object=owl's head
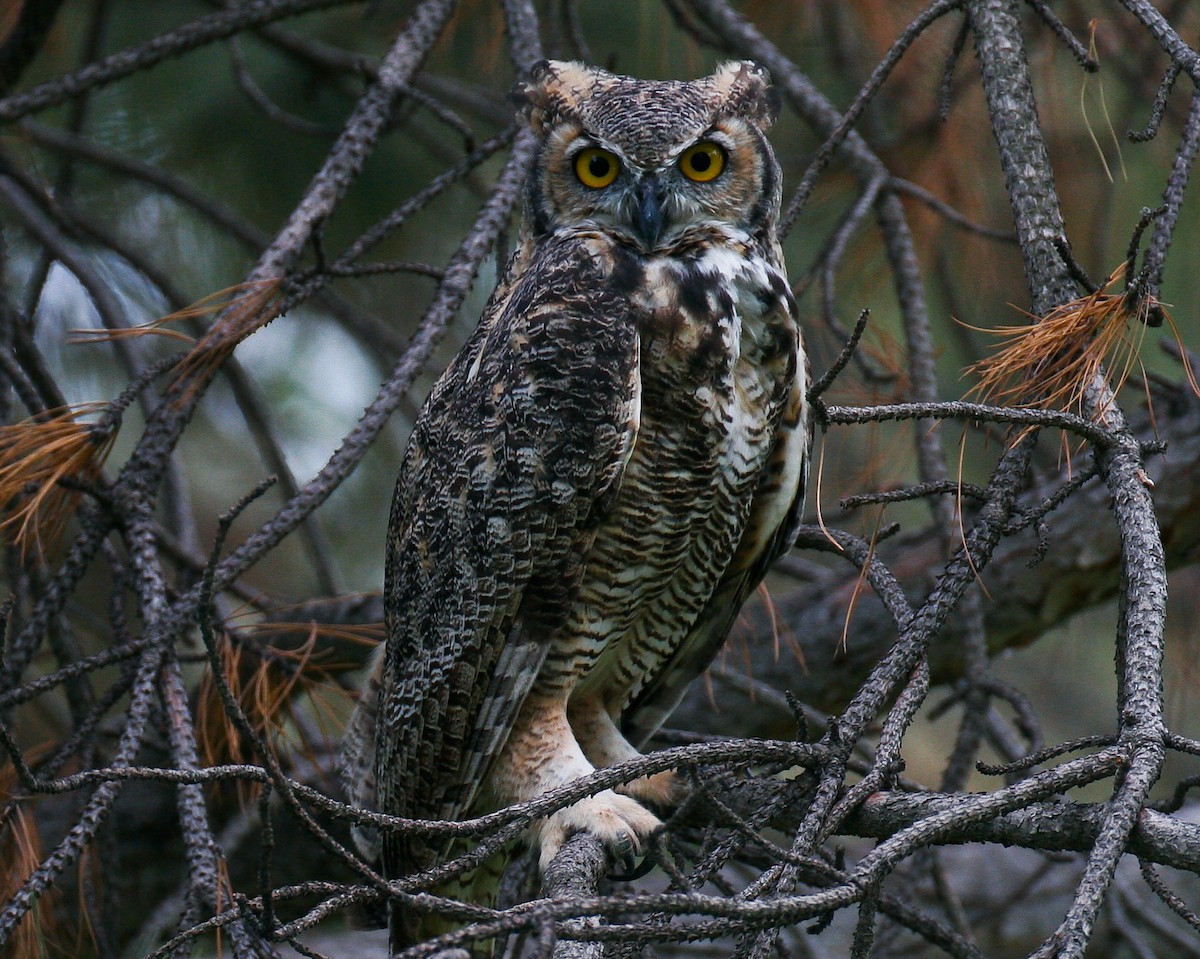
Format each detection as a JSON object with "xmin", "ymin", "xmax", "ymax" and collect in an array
[{"xmin": 514, "ymin": 60, "xmax": 781, "ymax": 253}]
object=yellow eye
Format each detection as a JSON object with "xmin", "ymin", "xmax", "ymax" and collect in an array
[
  {"xmin": 574, "ymin": 148, "xmax": 620, "ymax": 188},
  {"xmin": 679, "ymin": 141, "xmax": 726, "ymax": 182}
]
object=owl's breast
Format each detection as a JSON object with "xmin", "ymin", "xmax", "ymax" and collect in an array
[
  {"xmin": 638, "ymin": 242, "xmax": 796, "ymax": 388},
  {"xmin": 539, "ymin": 239, "xmax": 800, "ymax": 710}
]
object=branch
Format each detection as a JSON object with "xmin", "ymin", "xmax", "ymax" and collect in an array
[
  {"xmin": 671, "ymin": 379, "xmax": 1200, "ymax": 728},
  {"xmin": 967, "ymin": 0, "xmax": 1076, "ymax": 313},
  {"xmin": 541, "ymin": 833, "xmax": 609, "ymax": 959},
  {"xmin": 843, "ymin": 792, "xmax": 1200, "ymax": 874},
  {"xmin": 0, "ymin": 0, "xmax": 366, "ymax": 123}
]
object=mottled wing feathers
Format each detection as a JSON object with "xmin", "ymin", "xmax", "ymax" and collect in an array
[
  {"xmin": 455, "ymin": 628, "xmax": 546, "ymax": 797},
  {"xmin": 374, "ymin": 234, "xmax": 641, "ymax": 874}
]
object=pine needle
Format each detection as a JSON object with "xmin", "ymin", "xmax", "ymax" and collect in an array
[
  {"xmin": 243, "ymin": 618, "xmax": 384, "ymax": 666},
  {"xmin": 1, "ymin": 801, "xmax": 68, "ymax": 959},
  {"xmin": 841, "ymin": 508, "xmax": 883, "ymax": 657},
  {"xmin": 0, "ymin": 404, "xmax": 118, "ymax": 558},
  {"xmin": 966, "ymin": 262, "xmax": 1164, "ymax": 419},
  {"xmin": 1078, "ymin": 20, "xmax": 1127, "ymax": 184},
  {"xmin": 168, "ymin": 279, "xmax": 284, "ymax": 401},
  {"xmin": 198, "ymin": 617, "xmax": 378, "ymax": 802},
  {"xmin": 68, "ymin": 319, "xmax": 195, "ymax": 345},
  {"xmin": 69, "ymin": 281, "xmax": 283, "ymax": 347}
]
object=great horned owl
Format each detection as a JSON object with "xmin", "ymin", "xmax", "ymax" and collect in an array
[{"xmin": 342, "ymin": 59, "xmax": 810, "ymax": 950}]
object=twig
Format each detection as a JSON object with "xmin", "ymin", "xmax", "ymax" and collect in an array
[{"xmin": 0, "ymin": 0, "xmax": 364, "ymax": 123}]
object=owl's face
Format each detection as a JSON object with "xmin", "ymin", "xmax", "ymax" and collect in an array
[{"xmin": 516, "ymin": 60, "xmax": 782, "ymax": 254}]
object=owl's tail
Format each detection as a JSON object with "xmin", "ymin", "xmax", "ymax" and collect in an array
[
  {"xmin": 340, "ymin": 645, "xmax": 384, "ymax": 863},
  {"xmin": 345, "ymin": 649, "xmax": 512, "ymax": 953},
  {"xmin": 389, "ymin": 841, "xmax": 510, "ymax": 957}
]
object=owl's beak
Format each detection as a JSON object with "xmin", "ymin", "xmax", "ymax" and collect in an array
[{"xmin": 634, "ymin": 176, "xmax": 666, "ymax": 250}]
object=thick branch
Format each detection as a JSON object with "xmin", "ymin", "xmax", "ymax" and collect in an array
[
  {"xmin": 967, "ymin": 0, "xmax": 1076, "ymax": 313},
  {"xmin": 843, "ymin": 792, "xmax": 1200, "ymax": 874},
  {"xmin": 541, "ymin": 833, "xmax": 608, "ymax": 959}
]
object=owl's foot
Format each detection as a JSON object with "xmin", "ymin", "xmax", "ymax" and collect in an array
[
  {"xmin": 615, "ymin": 768, "xmax": 683, "ymax": 812},
  {"xmin": 533, "ymin": 788, "xmax": 662, "ymax": 873},
  {"xmin": 567, "ymin": 697, "xmax": 684, "ymax": 813}
]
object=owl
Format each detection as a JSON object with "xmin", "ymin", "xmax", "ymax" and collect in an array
[{"xmin": 341, "ymin": 59, "xmax": 810, "ymax": 951}]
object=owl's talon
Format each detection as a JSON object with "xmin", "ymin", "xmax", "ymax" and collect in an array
[
  {"xmin": 609, "ymin": 837, "xmax": 639, "ymax": 878},
  {"xmin": 608, "ymin": 847, "xmax": 657, "ymax": 882},
  {"xmin": 533, "ymin": 788, "xmax": 662, "ymax": 873}
]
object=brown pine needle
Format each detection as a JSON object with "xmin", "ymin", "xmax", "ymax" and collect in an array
[
  {"xmin": 1160, "ymin": 308, "xmax": 1200, "ymax": 399},
  {"xmin": 2, "ymin": 802, "xmax": 71, "ymax": 959},
  {"xmin": 966, "ymin": 262, "xmax": 1165, "ymax": 419},
  {"xmin": 841, "ymin": 508, "xmax": 883, "ymax": 657},
  {"xmin": 0, "ymin": 404, "xmax": 118, "ymax": 557},
  {"xmin": 757, "ymin": 581, "xmax": 780, "ymax": 664},
  {"xmin": 198, "ymin": 640, "xmax": 249, "ymax": 771},
  {"xmin": 169, "ymin": 279, "xmax": 284, "ymax": 402},
  {"xmin": 69, "ymin": 281, "xmax": 280, "ymax": 347},
  {"xmin": 813, "ymin": 435, "xmax": 843, "ymax": 553},
  {"xmin": 198, "ymin": 618, "xmax": 366, "ymax": 803},
  {"xmin": 68, "ymin": 319, "xmax": 196, "ymax": 345},
  {"xmin": 241, "ymin": 618, "xmax": 384, "ymax": 667},
  {"xmin": 755, "ymin": 580, "xmax": 805, "ymax": 673}
]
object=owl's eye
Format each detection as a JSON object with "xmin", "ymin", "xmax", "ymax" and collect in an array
[
  {"xmin": 679, "ymin": 142, "xmax": 726, "ymax": 182},
  {"xmin": 574, "ymin": 148, "xmax": 620, "ymax": 189}
]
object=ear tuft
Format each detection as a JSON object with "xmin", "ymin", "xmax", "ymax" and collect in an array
[
  {"xmin": 510, "ymin": 59, "xmax": 596, "ymax": 133},
  {"xmin": 711, "ymin": 60, "xmax": 779, "ymax": 128},
  {"xmin": 509, "ymin": 59, "xmax": 555, "ymax": 130}
]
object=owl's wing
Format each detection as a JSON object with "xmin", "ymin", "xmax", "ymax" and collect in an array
[
  {"xmin": 621, "ymin": 365, "xmax": 810, "ymax": 748},
  {"xmin": 374, "ymin": 236, "xmax": 641, "ymax": 873}
]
